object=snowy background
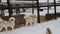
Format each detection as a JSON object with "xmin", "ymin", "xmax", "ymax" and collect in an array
[{"xmin": 0, "ymin": 0, "xmax": 60, "ymax": 34}]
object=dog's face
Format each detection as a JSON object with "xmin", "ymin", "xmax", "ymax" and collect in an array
[{"xmin": 24, "ymin": 15, "xmax": 29, "ymax": 19}]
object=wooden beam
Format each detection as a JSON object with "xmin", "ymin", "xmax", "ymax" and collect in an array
[
  {"xmin": 15, "ymin": 4, "xmax": 20, "ymax": 14},
  {"xmin": 0, "ymin": 0, "xmax": 4, "ymax": 16},
  {"xmin": 47, "ymin": 0, "xmax": 49, "ymax": 14},
  {"xmin": 37, "ymin": 0, "xmax": 40, "ymax": 23},
  {"xmin": 32, "ymin": 0, "xmax": 34, "ymax": 14},
  {"xmin": 0, "ymin": 3, "xmax": 60, "ymax": 10},
  {"xmin": 54, "ymin": 0, "xmax": 57, "ymax": 19},
  {"xmin": 7, "ymin": 0, "xmax": 12, "ymax": 17},
  {"xmin": 16, "ymin": 0, "xmax": 37, "ymax": 1}
]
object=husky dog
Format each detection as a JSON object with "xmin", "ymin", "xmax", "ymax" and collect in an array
[
  {"xmin": 0, "ymin": 20, "xmax": 9, "ymax": 31},
  {"xmin": 0, "ymin": 17, "xmax": 15, "ymax": 31},
  {"xmin": 8, "ymin": 17, "xmax": 15, "ymax": 30},
  {"xmin": 24, "ymin": 15, "xmax": 37, "ymax": 26},
  {"xmin": 46, "ymin": 28, "xmax": 52, "ymax": 34}
]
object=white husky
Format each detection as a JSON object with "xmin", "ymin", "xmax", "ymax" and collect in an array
[
  {"xmin": 0, "ymin": 17, "xmax": 15, "ymax": 31},
  {"xmin": 24, "ymin": 15, "xmax": 37, "ymax": 26},
  {"xmin": 8, "ymin": 17, "xmax": 15, "ymax": 30}
]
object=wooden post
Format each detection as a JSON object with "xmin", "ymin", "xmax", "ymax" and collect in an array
[
  {"xmin": 47, "ymin": 0, "xmax": 49, "ymax": 14},
  {"xmin": 54, "ymin": 0, "xmax": 57, "ymax": 19},
  {"xmin": 37, "ymin": 0, "xmax": 40, "ymax": 23},
  {"xmin": 1, "ymin": 9, "xmax": 4, "ymax": 16},
  {"xmin": 32, "ymin": 0, "xmax": 34, "ymax": 14},
  {"xmin": 7, "ymin": 0, "xmax": 12, "ymax": 17},
  {"xmin": 0, "ymin": 0, "xmax": 4, "ymax": 16},
  {"xmin": 16, "ymin": 4, "xmax": 20, "ymax": 14}
]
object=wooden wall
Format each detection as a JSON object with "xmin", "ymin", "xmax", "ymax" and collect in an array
[{"xmin": 46, "ymin": 13, "xmax": 60, "ymax": 20}]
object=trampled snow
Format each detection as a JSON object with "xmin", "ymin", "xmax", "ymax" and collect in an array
[{"xmin": 0, "ymin": 18, "xmax": 60, "ymax": 34}]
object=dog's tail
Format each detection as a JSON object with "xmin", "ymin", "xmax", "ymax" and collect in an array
[{"xmin": 9, "ymin": 17, "xmax": 15, "ymax": 21}]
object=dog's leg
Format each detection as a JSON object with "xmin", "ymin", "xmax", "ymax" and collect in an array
[
  {"xmin": 11, "ymin": 24, "xmax": 15, "ymax": 30},
  {"xmin": 30, "ymin": 22, "xmax": 32, "ymax": 26},
  {"xmin": 11, "ymin": 26, "xmax": 14, "ymax": 30},
  {"xmin": 34, "ymin": 21, "xmax": 37, "ymax": 25},
  {"xmin": 26, "ymin": 22, "xmax": 28, "ymax": 26},
  {"xmin": 8, "ymin": 24, "xmax": 14, "ymax": 30},
  {"xmin": 9, "ymin": 24, "xmax": 14, "ymax": 30},
  {"xmin": 0, "ymin": 27, "xmax": 3, "ymax": 31},
  {"xmin": 5, "ymin": 27, "xmax": 8, "ymax": 31}
]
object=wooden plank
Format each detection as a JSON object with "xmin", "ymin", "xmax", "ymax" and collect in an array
[
  {"xmin": 0, "ymin": 1, "xmax": 36, "ymax": 4},
  {"xmin": 0, "ymin": 4, "xmax": 60, "ymax": 10},
  {"xmin": 16, "ymin": 0, "xmax": 37, "ymax": 1}
]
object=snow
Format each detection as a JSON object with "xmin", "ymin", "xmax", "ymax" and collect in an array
[{"xmin": 0, "ymin": 18, "xmax": 60, "ymax": 34}]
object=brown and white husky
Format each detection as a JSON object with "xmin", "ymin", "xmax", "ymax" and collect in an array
[{"xmin": 24, "ymin": 14, "xmax": 37, "ymax": 26}]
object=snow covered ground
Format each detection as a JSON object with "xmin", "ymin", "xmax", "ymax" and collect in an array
[{"xmin": 0, "ymin": 17, "xmax": 60, "ymax": 34}]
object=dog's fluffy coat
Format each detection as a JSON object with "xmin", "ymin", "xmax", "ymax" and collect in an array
[
  {"xmin": 24, "ymin": 15, "xmax": 37, "ymax": 26},
  {"xmin": 0, "ymin": 17, "xmax": 15, "ymax": 31}
]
